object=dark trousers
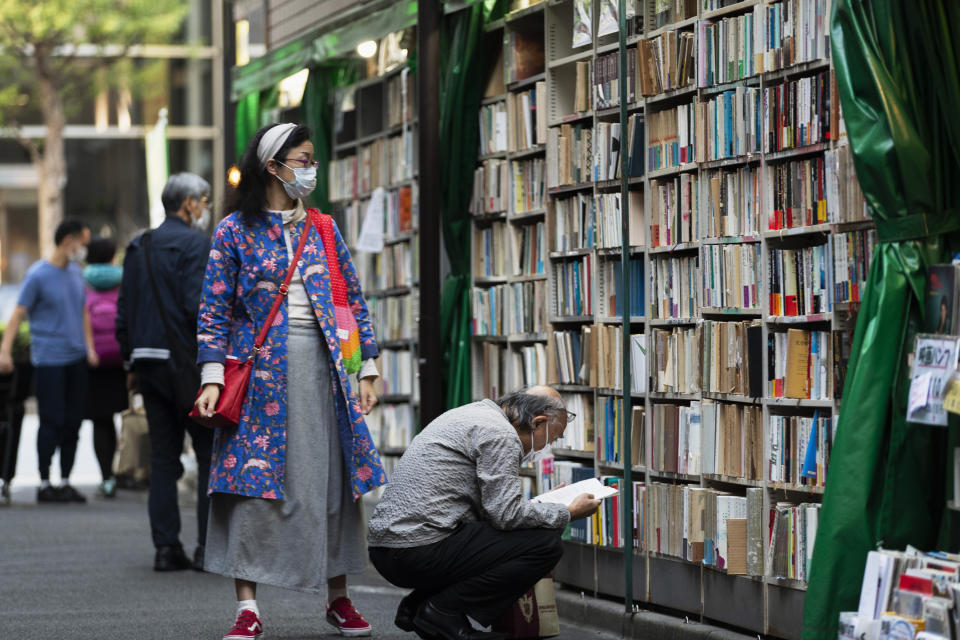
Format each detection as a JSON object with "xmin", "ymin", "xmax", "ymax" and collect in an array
[
  {"xmin": 137, "ymin": 361, "xmax": 212, "ymax": 550},
  {"xmin": 0, "ymin": 362, "xmax": 30, "ymax": 483},
  {"xmin": 34, "ymin": 360, "xmax": 88, "ymax": 481},
  {"xmin": 369, "ymin": 521, "xmax": 564, "ymax": 626}
]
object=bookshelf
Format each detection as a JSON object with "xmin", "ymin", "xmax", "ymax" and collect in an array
[
  {"xmin": 470, "ymin": 1, "xmax": 872, "ymax": 638},
  {"xmin": 328, "ymin": 65, "xmax": 420, "ymax": 468}
]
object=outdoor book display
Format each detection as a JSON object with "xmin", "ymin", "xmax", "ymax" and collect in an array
[
  {"xmin": 328, "ymin": 65, "xmax": 419, "ymax": 469},
  {"xmin": 469, "ymin": 1, "xmax": 875, "ymax": 638}
]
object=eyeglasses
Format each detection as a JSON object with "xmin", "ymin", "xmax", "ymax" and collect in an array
[
  {"xmin": 556, "ymin": 410, "xmax": 577, "ymax": 424},
  {"xmin": 282, "ymin": 157, "xmax": 320, "ymax": 169}
]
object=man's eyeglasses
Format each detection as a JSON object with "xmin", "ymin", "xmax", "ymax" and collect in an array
[
  {"xmin": 558, "ymin": 410, "xmax": 577, "ymax": 424},
  {"xmin": 283, "ymin": 157, "xmax": 320, "ymax": 169}
]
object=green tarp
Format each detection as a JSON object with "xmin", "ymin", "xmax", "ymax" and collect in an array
[
  {"xmin": 803, "ymin": 2, "xmax": 960, "ymax": 638},
  {"xmin": 438, "ymin": 3, "xmax": 484, "ymax": 409}
]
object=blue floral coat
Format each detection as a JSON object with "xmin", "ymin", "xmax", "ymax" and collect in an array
[{"xmin": 197, "ymin": 210, "xmax": 387, "ymax": 501}]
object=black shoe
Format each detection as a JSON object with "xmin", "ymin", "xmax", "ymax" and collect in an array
[
  {"xmin": 37, "ymin": 485, "xmax": 67, "ymax": 503},
  {"xmin": 413, "ymin": 602, "xmax": 504, "ymax": 640},
  {"xmin": 154, "ymin": 545, "xmax": 192, "ymax": 571},
  {"xmin": 192, "ymin": 545, "xmax": 205, "ymax": 572},
  {"xmin": 397, "ymin": 592, "xmax": 440, "ymax": 640},
  {"xmin": 58, "ymin": 485, "xmax": 87, "ymax": 503}
]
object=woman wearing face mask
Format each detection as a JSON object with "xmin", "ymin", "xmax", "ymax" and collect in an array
[{"xmin": 194, "ymin": 123, "xmax": 386, "ymax": 640}]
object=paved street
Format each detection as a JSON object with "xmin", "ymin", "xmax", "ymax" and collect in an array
[{"xmin": 0, "ymin": 480, "xmax": 614, "ymax": 640}]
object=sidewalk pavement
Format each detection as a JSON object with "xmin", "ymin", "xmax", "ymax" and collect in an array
[{"xmin": 0, "ymin": 485, "xmax": 618, "ymax": 640}]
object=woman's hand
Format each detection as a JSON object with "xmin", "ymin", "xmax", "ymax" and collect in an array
[
  {"xmin": 358, "ymin": 378, "xmax": 378, "ymax": 415},
  {"xmin": 195, "ymin": 383, "xmax": 221, "ymax": 418}
]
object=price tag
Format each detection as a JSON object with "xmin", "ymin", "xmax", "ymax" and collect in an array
[{"xmin": 944, "ymin": 378, "xmax": 960, "ymax": 416}]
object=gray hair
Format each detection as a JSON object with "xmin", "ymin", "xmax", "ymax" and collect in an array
[
  {"xmin": 161, "ymin": 172, "xmax": 211, "ymax": 214},
  {"xmin": 495, "ymin": 388, "xmax": 564, "ymax": 431}
]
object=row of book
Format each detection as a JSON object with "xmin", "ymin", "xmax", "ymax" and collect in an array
[
  {"xmin": 767, "ymin": 501, "xmax": 820, "ymax": 581},
  {"xmin": 696, "ymin": 87, "xmax": 762, "ymax": 162},
  {"xmin": 573, "ymin": 61, "xmax": 592, "ymax": 115},
  {"xmin": 506, "ymin": 83, "xmax": 548, "ymax": 152},
  {"xmin": 697, "ymin": 12, "xmax": 760, "ymax": 88},
  {"xmin": 595, "ymin": 398, "xmax": 644, "ymax": 468},
  {"xmin": 843, "ymin": 548, "xmax": 960, "ymax": 640},
  {"xmin": 833, "ymin": 228, "xmax": 877, "ymax": 305},
  {"xmin": 766, "ymin": 155, "xmax": 829, "ymax": 230},
  {"xmin": 600, "ymin": 257, "xmax": 646, "ymax": 318},
  {"xmin": 636, "ymin": 29, "xmax": 696, "ymax": 97},
  {"xmin": 701, "ymin": 165, "xmax": 761, "ymax": 239},
  {"xmin": 768, "ymin": 243, "xmax": 831, "ymax": 317},
  {"xmin": 471, "ymin": 157, "xmax": 547, "ymax": 216},
  {"xmin": 479, "ymin": 101, "xmax": 508, "ymax": 156},
  {"xmin": 386, "ymin": 71, "xmax": 414, "ymax": 129},
  {"xmin": 328, "ymin": 135, "xmax": 414, "ymax": 201},
  {"xmin": 471, "ymin": 342, "xmax": 549, "ymax": 401},
  {"xmin": 763, "ymin": 71, "xmax": 832, "ymax": 153},
  {"xmin": 358, "ymin": 241, "xmax": 417, "ymax": 293},
  {"xmin": 550, "ymin": 326, "xmax": 646, "ymax": 393},
  {"xmin": 553, "ymin": 255, "xmax": 594, "ymax": 317},
  {"xmin": 548, "ymin": 124, "xmax": 594, "ymax": 187},
  {"xmin": 552, "ymin": 193, "xmax": 595, "ymax": 251},
  {"xmin": 594, "ymin": 51, "xmax": 637, "ymax": 110},
  {"xmin": 553, "ymin": 394, "xmax": 594, "ymax": 452},
  {"xmin": 701, "ymin": 242, "xmax": 762, "ymax": 309},
  {"xmin": 701, "ymin": 319, "xmax": 763, "ymax": 398},
  {"xmin": 512, "ymin": 157, "xmax": 546, "ymax": 214},
  {"xmin": 369, "ymin": 293, "xmax": 417, "ymax": 342},
  {"xmin": 472, "ymin": 280, "xmax": 547, "ymax": 336},
  {"xmin": 651, "ymin": 253, "xmax": 699, "ymax": 319},
  {"xmin": 648, "ymin": 103, "xmax": 696, "ymax": 171},
  {"xmin": 377, "ymin": 349, "xmax": 414, "ymax": 396},
  {"xmin": 769, "ymin": 328, "xmax": 832, "ymax": 400},
  {"xmin": 473, "ymin": 220, "xmax": 546, "ymax": 279},
  {"xmin": 647, "ymin": 483, "xmax": 765, "ymax": 575},
  {"xmin": 650, "ymin": 173, "xmax": 699, "ymax": 247},
  {"xmin": 650, "ymin": 402, "xmax": 701, "ymax": 474},
  {"xmin": 768, "ymin": 412, "xmax": 833, "ymax": 487},
  {"xmin": 367, "ymin": 403, "xmax": 416, "ymax": 450},
  {"xmin": 472, "ymin": 159, "xmax": 509, "ymax": 215},
  {"xmin": 652, "ymin": 327, "xmax": 700, "ymax": 394},
  {"xmin": 702, "ymin": 401, "xmax": 764, "ymax": 480},
  {"xmin": 595, "ymin": 192, "xmax": 645, "ymax": 249}
]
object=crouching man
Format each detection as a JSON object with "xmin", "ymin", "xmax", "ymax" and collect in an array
[{"xmin": 368, "ymin": 386, "xmax": 601, "ymax": 640}]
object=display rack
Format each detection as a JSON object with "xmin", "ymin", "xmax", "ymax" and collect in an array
[
  {"xmin": 328, "ymin": 64, "xmax": 420, "ymax": 470},
  {"xmin": 469, "ymin": 1, "xmax": 874, "ymax": 638}
]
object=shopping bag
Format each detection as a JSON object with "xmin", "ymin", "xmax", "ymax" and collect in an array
[
  {"xmin": 492, "ymin": 576, "xmax": 560, "ymax": 639},
  {"xmin": 115, "ymin": 395, "xmax": 150, "ymax": 485}
]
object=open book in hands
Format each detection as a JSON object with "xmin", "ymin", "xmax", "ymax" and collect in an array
[{"xmin": 531, "ymin": 477, "xmax": 618, "ymax": 507}]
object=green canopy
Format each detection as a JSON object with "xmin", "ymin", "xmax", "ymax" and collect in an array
[{"xmin": 803, "ymin": 2, "xmax": 960, "ymax": 637}]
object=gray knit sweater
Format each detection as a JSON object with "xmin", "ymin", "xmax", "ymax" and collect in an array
[{"xmin": 367, "ymin": 399, "xmax": 571, "ymax": 548}]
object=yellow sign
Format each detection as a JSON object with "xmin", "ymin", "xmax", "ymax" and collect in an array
[{"xmin": 943, "ymin": 378, "xmax": 960, "ymax": 416}]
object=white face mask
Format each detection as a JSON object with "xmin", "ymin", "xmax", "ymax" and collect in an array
[
  {"xmin": 69, "ymin": 245, "xmax": 87, "ymax": 264},
  {"xmin": 277, "ymin": 162, "xmax": 317, "ymax": 200},
  {"xmin": 521, "ymin": 423, "xmax": 550, "ymax": 465},
  {"xmin": 193, "ymin": 207, "xmax": 211, "ymax": 231}
]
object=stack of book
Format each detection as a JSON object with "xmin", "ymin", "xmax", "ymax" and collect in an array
[
  {"xmin": 554, "ymin": 394, "xmax": 594, "ymax": 451},
  {"xmin": 369, "ymin": 294, "xmax": 416, "ymax": 341},
  {"xmin": 551, "ymin": 327, "xmax": 591, "ymax": 386},
  {"xmin": 826, "ymin": 144, "xmax": 869, "ymax": 223},
  {"xmin": 553, "ymin": 256, "xmax": 594, "ymax": 317},
  {"xmin": 386, "ymin": 71, "xmax": 414, "ymax": 128},
  {"xmin": 762, "ymin": 71, "xmax": 833, "ymax": 153},
  {"xmin": 696, "ymin": 88, "xmax": 762, "ymax": 161},
  {"xmin": 766, "ymin": 156, "xmax": 829, "ymax": 230},
  {"xmin": 511, "ymin": 157, "xmax": 546, "ymax": 213},
  {"xmin": 367, "ymin": 404, "xmax": 416, "ymax": 450},
  {"xmin": 594, "ymin": 50, "xmax": 635, "ymax": 109},
  {"xmin": 472, "ymin": 159, "xmax": 509, "ymax": 215},
  {"xmin": 697, "ymin": 13, "xmax": 758, "ymax": 88},
  {"xmin": 479, "ymin": 101, "xmax": 508, "ymax": 155},
  {"xmin": 756, "ymin": 0, "xmax": 832, "ymax": 72},
  {"xmin": 548, "ymin": 124, "xmax": 594, "ymax": 187},
  {"xmin": 596, "ymin": 399, "xmax": 644, "ymax": 468},
  {"xmin": 767, "ymin": 501, "xmax": 820, "ymax": 581},
  {"xmin": 472, "ymin": 281, "xmax": 547, "ymax": 336},
  {"xmin": 595, "ymin": 192, "xmax": 645, "ymax": 249},
  {"xmin": 329, "ymin": 156, "xmax": 358, "ymax": 201},
  {"xmin": 474, "ymin": 342, "xmax": 508, "ymax": 399},
  {"xmin": 651, "ymin": 402, "xmax": 702, "ymax": 474},
  {"xmin": 512, "ymin": 221, "xmax": 546, "ymax": 276},
  {"xmin": 379, "ymin": 350, "xmax": 414, "ymax": 395},
  {"xmin": 594, "ymin": 122, "xmax": 622, "ymax": 182},
  {"xmin": 601, "ymin": 257, "xmax": 646, "ymax": 318},
  {"xmin": 474, "ymin": 221, "xmax": 511, "ymax": 278},
  {"xmin": 832, "ymin": 228, "xmax": 877, "ymax": 305},
  {"xmin": 507, "ymin": 82, "xmax": 547, "ymax": 151},
  {"xmin": 553, "ymin": 194, "xmax": 596, "ymax": 250}
]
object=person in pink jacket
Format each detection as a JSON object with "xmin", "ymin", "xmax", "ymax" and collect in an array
[{"xmin": 83, "ymin": 237, "xmax": 128, "ymax": 498}]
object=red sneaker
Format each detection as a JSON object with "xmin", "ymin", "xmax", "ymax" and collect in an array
[
  {"xmin": 326, "ymin": 597, "xmax": 373, "ymax": 637},
  {"xmin": 223, "ymin": 609, "xmax": 263, "ymax": 640}
]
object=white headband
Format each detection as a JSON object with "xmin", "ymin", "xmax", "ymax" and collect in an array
[{"xmin": 257, "ymin": 123, "xmax": 297, "ymax": 168}]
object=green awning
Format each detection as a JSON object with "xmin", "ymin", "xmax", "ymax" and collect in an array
[{"xmin": 231, "ymin": 1, "xmax": 418, "ymax": 101}]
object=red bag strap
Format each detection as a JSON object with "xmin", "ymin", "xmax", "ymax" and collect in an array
[
  {"xmin": 251, "ymin": 213, "xmax": 313, "ymax": 354},
  {"xmin": 311, "ymin": 210, "xmax": 349, "ymax": 307}
]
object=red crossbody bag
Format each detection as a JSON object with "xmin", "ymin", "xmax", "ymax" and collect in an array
[{"xmin": 189, "ymin": 214, "xmax": 314, "ymax": 429}]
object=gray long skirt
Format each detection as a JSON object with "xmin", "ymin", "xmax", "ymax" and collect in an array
[{"xmin": 204, "ymin": 321, "xmax": 367, "ymax": 594}]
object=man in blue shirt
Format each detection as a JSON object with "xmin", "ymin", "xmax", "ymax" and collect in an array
[{"xmin": 0, "ymin": 219, "xmax": 96, "ymax": 503}]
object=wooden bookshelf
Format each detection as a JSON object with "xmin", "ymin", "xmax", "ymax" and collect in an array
[
  {"xmin": 469, "ymin": 0, "xmax": 871, "ymax": 638},
  {"xmin": 328, "ymin": 65, "xmax": 420, "ymax": 459}
]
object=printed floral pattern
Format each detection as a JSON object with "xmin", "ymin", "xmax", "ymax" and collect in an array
[{"xmin": 197, "ymin": 209, "xmax": 385, "ymax": 501}]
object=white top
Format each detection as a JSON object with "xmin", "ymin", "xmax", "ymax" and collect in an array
[{"xmin": 200, "ymin": 202, "xmax": 378, "ymax": 386}]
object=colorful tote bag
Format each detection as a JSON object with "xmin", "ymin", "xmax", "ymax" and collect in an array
[{"xmin": 312, "ymin": 210, "xmax": 363, "ymax": 374}]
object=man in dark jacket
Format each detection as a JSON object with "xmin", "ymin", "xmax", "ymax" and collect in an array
[{"xmin": 116, "ymin": 172, "xmax": 213, "ymax": 572}]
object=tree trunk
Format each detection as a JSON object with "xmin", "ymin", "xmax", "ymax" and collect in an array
[{"xmin": 34, "ymin": 47, "xmax": 66, "ymax": 257}]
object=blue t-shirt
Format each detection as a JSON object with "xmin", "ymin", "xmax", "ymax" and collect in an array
[{"xmin": 17, "ymin": 260, "xmax": 87, "ymax": 366}]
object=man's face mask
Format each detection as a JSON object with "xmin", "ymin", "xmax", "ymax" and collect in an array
[{"xmin": 521, "ymin": 421, "xmax": 551, "ymax": 465}]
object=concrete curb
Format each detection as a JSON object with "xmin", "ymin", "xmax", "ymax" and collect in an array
[{"xmin": 556, "ymin": 588, "xmax": 758, "ymax": 640}]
